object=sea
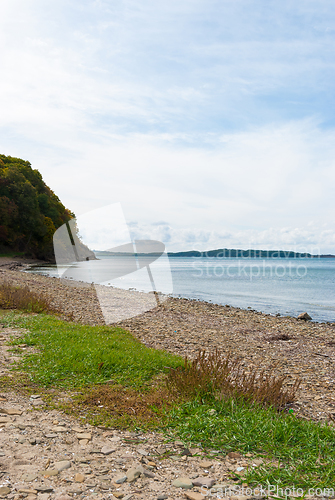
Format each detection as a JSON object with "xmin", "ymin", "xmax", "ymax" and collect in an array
[{"xmin": 26, "ymin": 255, "xmax": 335, "ymax": 323}]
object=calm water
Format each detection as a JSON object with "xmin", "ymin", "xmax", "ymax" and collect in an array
[{"xmin": 27, "ymin": 255, "xmax": 335, "ymax": 323}]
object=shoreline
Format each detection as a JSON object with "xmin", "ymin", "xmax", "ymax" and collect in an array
[{"xmin": 0, "ymin": 258, "xmax": 335, "ymax": 421}]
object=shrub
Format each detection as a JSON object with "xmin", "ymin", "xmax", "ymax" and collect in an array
[
  {"xmin": 0, "ymin": 281, "xmax": 54, "ymax": 313},
  {"xmin": 166, "ymin": 349, "xmax": 300, "ymax": 410}
]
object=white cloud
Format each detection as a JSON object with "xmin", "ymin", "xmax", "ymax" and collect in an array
[{"xmin": 0, "ymin": 1, "xmax": 335, "ymax": 253}]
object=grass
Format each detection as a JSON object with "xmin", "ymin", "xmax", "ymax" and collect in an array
[
  {"xmin": 167, "ymin": 349, "xmax": 300, "ymax": 410},
  {"xmin": 1, "ymin": 311, "xmax": 183, "ymax": 388},
  {"xmin": 0, "ymin": 281, "xmax": 55, "ymax": 313},
  {"xmin": 1, "ymin": 310, "xmax": 335, "ymax": 492},
  {"xmin": 165, "ymin": 397, "xmax": 335, "ymax": 489}
]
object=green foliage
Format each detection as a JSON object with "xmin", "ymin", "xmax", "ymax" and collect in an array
[
  {"xmin": 0, "ymin": 154, "xmax": 74, "ymax": 259},
  {"xmin": 166, "ymin": 398, "xmax": 335, "ymax": 489},
  {"xmin": 3, "ymin": 312, "xmax": 183, "ymax": 388}
]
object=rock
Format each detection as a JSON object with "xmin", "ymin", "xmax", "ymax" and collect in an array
[
  {"xmin": 76, "ymin": 432, "xmax": 92, "ymax": 440},
  {"xmin": 18, "ymin": 490, "xmax": 38, "ymax": 495},
  {"xmin": 72, "ymin": 427, "xmax": 83, "ymax": 433},
  {"xmin": 54, "ymin": 460, "xmax": 71, "ymax": 471},
  {"xmin": 74, "ymin": 472, "xmax": 85, "ymax": 482},
  {"xmin": 227, "ymin": 451, "xmax": 241, "ymax": 459},
  {"xmin": 192, "ymin": 477, "xmax": 216, "ymax": 488},
  {"xmin": 136, "ymin": 464, "xmax": 155, "ymax": 478},
  {"xmin": 79, "ymin": 439, "xmax": 89, "ymax": 445},
  {"xmin": 30, "ymin": 395, "xmax": 41, "ymax": 399},
  {"xmin": 53, "ymin": 426, "xmax": 67, "ymax": 432},
  {"xmin": 157, "ymin": 496, "xmax": 169, "ymax": 500},
  {"xmin": 185, "ymin": 492, "xmax": 206, "ymax": 500},
  {"xmin": 115, "ymin": 474, "xmax": 127, "ymax": 484},
  {"xmin": 44, "ymin": 433, "xmax": 58, "ymax": 438},
  {"xmin": 126, "ymin": 467, "xmax": 141, "ymax": 482},
  {"xmin": 23, "ymin": 473, "xmax": 38, "ymax": 482},
  {"xmin": 199, "ymin": 460, "xmax": 213, "ymax": 468},
  {"xmin": 137, "ymin": 448, "xmax": 148, "ymax": 456},
  {"xmin": 41, "ymin": 468, "xmax": 59, "ymax": 477},
  {"xmin": 297, "ymin": 312, "xmax": 312, "ymax": 321},
  {"xmin": 101, "ymin": 445, "xmax": 116, "ymax": 455},
  {"xmin": 28, "ymin": 437, "xmax": 36, "ymax": 445},
  {"xmin": 172, "ymin": 477, "xmax": 193, "ymax": 489},
  {"xmin": 0, "ymin": 407, "xmax": 23, "ymax": 415},
  {"xmin": 0, "ymin": 417, "xmax": 11, "ymax": 423},
  {"xmin": 0, "ymin": 486, "xmax": 11, "ymax": 495},
  {"xmin": 35, "ymin": 487, "xmax": 54, "ymax": 492}
]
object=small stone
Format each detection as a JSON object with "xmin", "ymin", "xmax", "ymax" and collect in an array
[
  {"xmin": 35, "ymin": 487, "xmax": 54, "ymax": 492},
  {"xmin": 126, "ymin": 467, "xmax": 141, "ymax": 482},
  {"xmin": 114, "ymin": 475, "xmax": 127, "ymax": 484},
  {"xmin": 76, "ymin": 432, "xmax": 92, "ymax": 440},
  {"xmin": 0, "ymin": 407, "xmax": 23, "ymax": 415},
  {"xmin": 23, "ymin": 473, "xmax": 38, "ymax": 482},
  {"xmin": 79, "ymin": 439, "xmax": 89, "ymax": 446},
  {"xmin": 137, "ymin": 448, "xmax": 148, "ymax": 456},
  {"xmin": 44, "ymin": 434, "xmax": 58, "ymax": 438},
  {"xmin": 172, "ymin": 477, "xmax": 193, "ymax": 489},
  {"xmin": 192, "ymin": 477, "xmax": 216, "ymax": 488},
  {"xmin": 297, "ymin": 312, "xmax": 312, "ymax": 321},
  {"xmin": 30, "ymin": 395, "xmax": 41, "ymax": 399},
  {"xmin": 18, "ymin": 490, "xmax": 38, "ymax": 495},
  {"xmin": 53, "ymin": 426, "xmax": 67, "ymax": 432},
  {"xmin": 72, "ymin": 426, "xmax": 83, "ymax": 433},
  {"xmin": 28, "ymin": 437, "xmax": 36, "ymax": 445},
  {"xmin": 54, "ymin": 460, "xmax": 71, "ymax": 471},
  {"xmin": 0, "ymin": 417, "xmax": 11, "ymax": 423},
  {"xmin": 31, "ymin": 399, "xmax": 44, "ymax": 406},
  {"xmin": 157, "ymin": 496, "xmax": 169, "ymax": 500},
  {"xmin": 0, "ymin": 486, "xmax": 11, "ymax": 496},
  {"xmin": 41, "ymin": 468, "xmax": 59, "ymax": 477},
  {"xmin": 26, "ymin": 495, "xmax": 37, "ymax": 500},
  {"xmin": 113, "ymin": 493, "xmax": 124, "ymax": 499},
  {"xmin": 199, "ymin": 460, "xmax": 213, "ymax": 468},
  {"xmin": 227, "ymin": 451, "xmax": 241, "ymax": 459},
  {"xmin": 54, "ymin": 496, "xmax": 72, "ymax": 500},
  {"xmin": 74, "ymin": 472, "xmax": 85, "ymax": 482},
  {"xmin": 185, "ymin": 493, "xmax": 206, "ymax": 500},
  {"xmin": 0, "ymin": 487, "xmax": 11, "ymax": 495},
  {"xmin": 101, "ymin": 445, "xmax": 116, "ymax": 455}
]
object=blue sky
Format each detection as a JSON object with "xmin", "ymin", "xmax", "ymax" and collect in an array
[{"xmin": 1, "ymin": 0, "xmax": 335, "ymax": 252}]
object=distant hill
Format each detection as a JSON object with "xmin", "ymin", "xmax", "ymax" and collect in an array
[
  {"xmin": 0, "ymin": 154, "xmax": 75, "ymax": 260},
  {"xmin": 168, "ymin": 248, "xmax": 335, "ymax": 258}
]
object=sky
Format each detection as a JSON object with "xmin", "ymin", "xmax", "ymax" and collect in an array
[{"xmin": 1, "ymin": 0, "xmax": 335, "ymax": 253}]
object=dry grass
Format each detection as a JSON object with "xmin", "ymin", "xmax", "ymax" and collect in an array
[
  {"xmin": 166, "ymin": 349, "xmax": 300, "ymax": 410},
  {"xmin": 79, "ymin": 384, "xmax": 177, "ymax": 429},
  {"xmin": 0, "ymin": 281, "xmax": 54, "ymax": 313}
]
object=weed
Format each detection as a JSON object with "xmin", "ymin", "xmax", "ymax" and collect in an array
[
  {"xmin": 0, "ymin": 281, "xmax": 54, "ymax": 313},
  {"xmin": 166, "ymin": 349, "xmax": 300, "ymax": 409}
]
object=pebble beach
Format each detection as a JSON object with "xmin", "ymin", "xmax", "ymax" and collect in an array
[{"xmin": 0, "ymin": 258, "xmax": 335, "ymax": 499}]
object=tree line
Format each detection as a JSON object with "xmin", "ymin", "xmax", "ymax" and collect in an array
[{"xmin": 0, "ymin": 154, "xmax": 74, "ymax": 260}]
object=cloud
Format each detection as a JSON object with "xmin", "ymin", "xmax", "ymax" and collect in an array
[{"xmin": 0, "ymin": 1, "xmax": 334, "ymax": 253}]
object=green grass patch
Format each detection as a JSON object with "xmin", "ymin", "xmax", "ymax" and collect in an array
[
  {"xmin": 1, "ymin": 311, "xmax": 182, "ymax": 388},
  {"xmin": 2, "ymin": 311, "xmax": 335, "ymax": 490},
  {"xmin": 165, "ymin": 397, "xmax": 335, "ymax": 489}
]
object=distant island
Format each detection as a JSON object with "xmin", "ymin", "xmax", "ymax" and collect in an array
[
  {"xmin": 168, "ymin": 249, "xmax": 335, "ymax": 258},
  {"xmin": 95, "ymin": 248, "xmax": 335, "ymax": 258}
]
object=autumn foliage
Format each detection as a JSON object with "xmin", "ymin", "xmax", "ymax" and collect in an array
[{"xmin": 0, "ymin": 154, "xmax": 74, "ymax": 259}]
